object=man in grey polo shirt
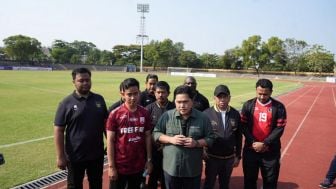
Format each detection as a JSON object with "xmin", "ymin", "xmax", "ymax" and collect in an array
[{"xmin": 153, "ymin": 85, "xmax": 215, "ymax": 189}]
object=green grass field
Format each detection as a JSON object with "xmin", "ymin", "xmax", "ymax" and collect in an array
[{"xmin": 0, "ymin": 70, "xmax": 302, "ymax": 188}]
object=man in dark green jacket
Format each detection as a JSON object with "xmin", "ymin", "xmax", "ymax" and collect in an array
[{"xmin": 153, "ymin": 85, "xmax": 215, "ymax": 189}]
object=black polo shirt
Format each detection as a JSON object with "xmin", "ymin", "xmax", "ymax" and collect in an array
[
  {"xmin": 139, "ymin": 89, "xmax": 156, "ymax": 107},
  {"xmin": 193, "ymin": 91, "xmax": 210, "ymax": 112},
  {"xmin": 54, "ymin": 91, "xmax": 108, "ymax": 162},
  {"xmin": 145, "ymin": 101, "xmax": 175, "ymax": 127}
]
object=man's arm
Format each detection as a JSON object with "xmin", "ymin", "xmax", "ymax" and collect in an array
[
  {"xmin": 240, "ymin": 102, "xmax": 256, "ymax": 144},
  {"xmin": 233, "ymin": 112, "xmax": 243, "ymax": 166},
  {"xmin": 264, "ymin": 104, "xmax": 287, "ymax": 146},
  {"xmin": 145, "ymin": 130, "xmax": 152, "ymax": 160},
  {"xmin": 107, "ymin": 130, "xmax": 118, "ymax": 180},
  {"xmin": 54, "ymin": 126, "xmax": 66, "ymax": 170},
  {"xmin": 158, "ymin": 134, "xmax": 186, "ymax": 146},
  {"xmin": 235, "ymin": 112, "xmax": 243, "ymax": 158},
  {"xmin": 145, "ymin": 130, "xmax": 153, "ymax": 173}
]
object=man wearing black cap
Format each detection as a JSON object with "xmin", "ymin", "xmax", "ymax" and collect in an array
[{"xmin": 203, "ymin": 84, "xmax": 242, "ymax": 189}]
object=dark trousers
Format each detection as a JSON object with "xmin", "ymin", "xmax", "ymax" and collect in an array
[
  {"xmin": 148, "ymin": 147, "xmax": 165, "ymax": 189},
  {"xmin": 242, "ymin": 148, "xmax": 280, "ymax": 189},
  {"xmin": 164, "ymin": 171, "xmax": 201, "ymax": 189},
  {"xmin": 325, "ymin": 155, "xmax": 336, "ymax": 182},
  {"xmin": 109, "ymin": 171, "xmax": 143, "ymax": 189},
  {"xmin": 67, "ymin": 157, "xmax": 104, "ymax": 189},
  {"xmin": 203, "ymin": 156, "xmax": 235, "ymax": 189}
]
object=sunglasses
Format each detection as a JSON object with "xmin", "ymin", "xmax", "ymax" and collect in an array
[{"xmin": 185, "ymin": 82, "xmax": 196, "ymax": 85}]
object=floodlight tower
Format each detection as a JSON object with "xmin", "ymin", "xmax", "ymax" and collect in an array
[{"xmin": 137, "ymin": 3, "xmax": 149, "ymax": 72}]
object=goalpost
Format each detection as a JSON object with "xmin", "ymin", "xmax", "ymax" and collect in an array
[
  {"xmin": 167, "ymin": 67, "xmax": 217, "ymax": 78},
  {"xmin": 167, "ymin": 67, "xmax": 193, "ymax": 76}
]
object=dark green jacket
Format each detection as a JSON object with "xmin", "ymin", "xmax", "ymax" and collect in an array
[{"xmin": 153, "ymin": 108, "xmax": 215, "ymax": 177}]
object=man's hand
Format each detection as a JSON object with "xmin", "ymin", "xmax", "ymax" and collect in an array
[
  {"xmin": 108, "ymin": 167, "xmax": 118, "ymax": 181},
  {"xmin": 252, "ymin": 142, "xmax": 268, "ymax": 153},
  {"xmin": 56, "ymin": 155, "xmax": 67, "ymax": 170},
  {"xmin": 183, "ymin": 137, "xmax": 198, "ymax": 148},
  {"xmin": 169, "ymin": 135, "xmax": 186, "ymax": 145},
  {"xmin": 233, "ymin": 157, "xmax": 240, "ymax": 167},
  {"xmin": 145, "ymin": 161, "xmax": 153, "ymax": 174},
  {"xmin": 202, "ymin": 149, "xmax": 209, "ymax": 160}
]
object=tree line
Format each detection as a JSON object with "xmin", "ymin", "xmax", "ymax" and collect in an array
[{"xmin": 0, "ymin": 34, "xmax": 335, "ymax": 73}]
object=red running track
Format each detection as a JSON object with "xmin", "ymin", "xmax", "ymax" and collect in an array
[{"xmin": 45, "ymin": 82, "xmax": 336, "ymax": 189}]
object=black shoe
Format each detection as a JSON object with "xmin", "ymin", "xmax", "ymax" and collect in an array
[{"xmin": 319, "ymin": 179, "xmax": 333, "ymax": 188}]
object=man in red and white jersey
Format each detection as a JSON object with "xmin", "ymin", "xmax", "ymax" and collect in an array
[
  {"xmin": 106, "ymin": 78, "xmax": 153, "ymax": 189},
  {"xmin": 240, "ymin": 78, "xmax": 287, "ymax": 189}
]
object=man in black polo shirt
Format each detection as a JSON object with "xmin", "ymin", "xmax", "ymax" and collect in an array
[
  {"xmin": 183, "ymin": 76, "xmax": 210, "ymax": 111},
  {"xmin": 139, "ymin": 74, "xmax": 158, "ymax": 107},
  {"xmin": 54, "ymin": 67, "xmax": 108, "ymax": 189},
  {"xmin": 146, "ymin": 81, "xmax": 175, "ymax": 189}
]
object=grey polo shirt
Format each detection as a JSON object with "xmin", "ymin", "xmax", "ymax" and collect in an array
[{"xmin": 153, "ymin": 108, "xmax": 214, "ymax": 177}]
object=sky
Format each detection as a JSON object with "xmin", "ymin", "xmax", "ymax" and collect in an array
[{"xmin": 0, "ymin": 0, "xmax": 335, "ymax": 56}]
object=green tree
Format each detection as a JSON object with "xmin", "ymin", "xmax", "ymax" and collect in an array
[
  {"xmin": 284, "ymin": 38, "xmax": 308, "ymax": 72},
  {"xmin": 240, "ymin": 35, "xmax": 262, "ymax": 71},
  {"xmin": 178, "ymin": 50, "xmax": 200, "ymax": 68},
  {"xmin": 199, "ymin": 53, "xmax": 219, "ymax": 68},
  {"xmin": 100, "ymin": 50, "xmax": 115, "ymax": 65},
  {"xmin": 112, "ymin": 45, "xmax": 140, "ymax": 66},
  {"xmin": 71, "ymin": 40, "xmax": 96, "ymax": 56},
  {"xmin": 144, "ymin": 40, "xmax": 160, "ymax": 69},
  {"xmin": 87, "ymin": 49, "xmax": 101, "ymax": 65},
  {"xmin": 219, "ymin": 47, "xmax": 241, "ymax": 69},
  {"xmin": 112, "ymin": 45, "xmax": 128, "ymax": 65},
  {"xmin": 144, "ymin": 39, "xmax": 184, "ymax": 68},
  {"xmin": 51, "ymin": 40, "xmax": 78, "ymax": 64},
  {"xmin": 261, "ymin": 37, "xmax": 287, "ymax": 71},
  {"xmin": 70, "ymin": 54, "xmax": 81, "ymax": 64},
  {"xmin": 305, "ymin": 45, "xmax": 335, "ymax": 74},
  {"xmin": 3, "ymin": 35, "xmax": 42, "ymax": 62},
  {"xmin": 158, "ymin": 39, "xmax": 182, "ymax": 67},
  {"xmin": 128, "ymin": 44, "xmax": 141, "ymax": 65},
  {"xmin": 0, "ymin": 47, "xmax": 7, "ymax": 60},
  {"xmin": 70, "ymin": 41, "xmax": 98, "ymax": 64}
]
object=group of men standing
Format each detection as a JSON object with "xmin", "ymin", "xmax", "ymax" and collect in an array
[{"xmin": 54, "ymin": 67, "xmax": 287, "ymax": 189}]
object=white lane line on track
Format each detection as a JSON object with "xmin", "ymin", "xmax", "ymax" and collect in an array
[
  {"xmin": 284, "ymin": 87, "xmax": 315, "ymax": 108},
  {"xmin": 280, "ymin": 86, "xmax": 324, "ymax": 160},
  {"xmin": 280, "ymin": 84, "xmax": 314, "ymax": 108},
  {"xmin": 332, "ymin": 86, "xmax": 336, "ymax": 108},
  {"xmin": 0, "ymin": 136, "xmax": 53, "ymax": 149}
]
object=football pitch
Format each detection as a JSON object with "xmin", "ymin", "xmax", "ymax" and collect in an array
[{"xmin": 0, "ymin": 70, "xmax": 302, "ymax": 188}]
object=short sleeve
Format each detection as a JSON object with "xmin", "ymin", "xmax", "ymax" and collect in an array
[{"xmin": 54, "ymin": 101, "xmax": 67, "ymax": 127}]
